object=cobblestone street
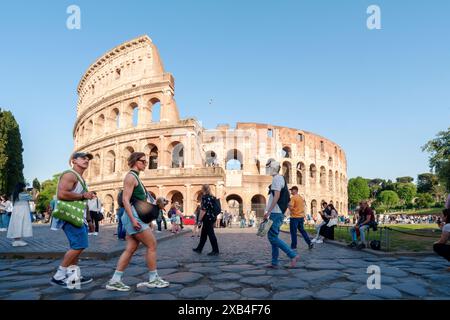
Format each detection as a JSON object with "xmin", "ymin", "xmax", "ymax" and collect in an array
[{"xmin": 0, "ymin": 227, "xmax": 449, "ymax": 300}]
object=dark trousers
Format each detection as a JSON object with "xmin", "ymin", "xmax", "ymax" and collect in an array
[
  {"xmin": 196, "ymin": 219, "xmax": 219, "ymax": 253},
  {"xmin": 117, "ymin": 208, "xmax": 126, "ymax": 240},
  {"xmin": 90, "ymin": 211, "xmax": 100, "ymax": 233},
  {"xmin": 433, "ymin": 243, "xmax": 450, "ymax": 261},
  {"xmin": 157, "ymin": 218, "xmax": 167, "ymax": 231},
  {"xmin": 290, "ymin": 217, "xmax": 311, "ymax": 248}
]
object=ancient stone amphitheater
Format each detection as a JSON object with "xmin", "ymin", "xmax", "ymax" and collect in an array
[{"xmin": 73, "ymin": 35, "xmax": 348, "ymax": 218}]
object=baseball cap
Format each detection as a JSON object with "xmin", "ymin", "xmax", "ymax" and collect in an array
[
  {"xmin": 289, "ymin": 186, "xmax": 298, "ymax": 191},
  {"xmin": 71, "ymin": 152, "xmax": 93, "ymax": 160}
]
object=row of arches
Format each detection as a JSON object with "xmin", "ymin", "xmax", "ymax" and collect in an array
[
  {"xmin": 281, "ymin": 147, "xmax": 339, "ymax": 167},
  {"xmin": 76, "ymin": 99, "xmax": 162, "ymax": 146}
]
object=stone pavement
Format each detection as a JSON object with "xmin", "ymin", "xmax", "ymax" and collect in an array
[
  {"xmin": 0, "ymin": 227, "xmax": 449, "ymax": 300},
  {"xmin": 0, "ymin": 224, "xmax": 187, "ymax": 259}
]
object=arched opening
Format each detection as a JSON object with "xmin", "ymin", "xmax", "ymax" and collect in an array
[
  {"xmin": 105, "ymin": 150, "xmax": 116, "ymax": 174},
  {"xmin": 226, "ymin": 149, "xmax": 243, "ymax": 170},
  {"xmin": 309, "ymin": 164, "xmax": 317, "ymax": 182},
  {"xmin": 282, "ymin": 161, "xmax": 292, "ymax": 184},
  {"xmin": 281, "ymin": 146, "xmax": 291, "ymax": 158},
  {"xmin": 256, "ymin": 159, "xmax": 261, "ymax": 174},
  {"xmin": 167, "ymin": 191, "xmax": 184, "ymax": 213},
  {"xmin": 131, "ymin": 103, "xmax": 139, "ymax": 127},
  {"xmin": 170, "ymin": 142, "xmax": 184, "ymax": 168},
  {"xmin": 251, "ymin": 195, "xmax": 266, "ymax": 218},
  {"xmin": 103, "ymin": 194, "xmax": 114, "ymax": 215},
  {"xmin": 328, "ymin": 170, "xmax": 333, "ymax": 191},
  {"xmin": 122, "ymin": 146, "xmax": 134, "ymax": 172},
  {"xmin": 335, "ymin": 171, "xmax": 339, "ymax": 193},
  {"xmin": 150, "ymin": 98, "xmax": 161, "ymax": 123},
  {"xmin": 296, "ymin": 162, "xmax": 305, "ymax": 185},
  {"xmin": 226, "ymin": 194, "xmax": 243, "ymax": 216},
  {"xmin": 96, "ymin": 114, "xmax": 105, "ymax": 136},
  {"xmin": 111, "ymin": 108, "xmax": 120, "ymax": 129},
  {"xmin": 320, "ymin": 166, "xmax": 326, "ymax": 187},
  {"xmin": 145, "ymin": 144, "xmax": 158, "ymax": 170},
  {"xmin": 328, "ymin": 157, "xmax": 333, "ymax": 167},
  {"xmin": 149, "ymin": 191, "xmax": 157, "ymax": 200},
  {"xmin": 85, "ymin": 120, "xmax": 93, "ymax": 142},
  {"xmin": 205, "ymin": 150, "xmax": 217, "ymax": 167}
]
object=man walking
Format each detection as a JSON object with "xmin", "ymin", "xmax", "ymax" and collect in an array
[
  {"xmin": 288, "ymin": 186, "xmax": 313, "ymax": 250},
  {"xmin": 264, "ymin": 159, "xmax": 298, "ymax": 268},
  {"xmin": 50, "ymin": 152, "xmax": 96, "ymax": 287}
]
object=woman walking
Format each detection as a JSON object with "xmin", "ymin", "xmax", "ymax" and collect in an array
[
  {"xmin": 192, "ymin": 184, "xmax": 219, "ymax": 256},
  {"xmin": 106, "ymin": 152, "xmax": 169, "ymax": 291},
  {"xmin": 7, "ymin": 183, "xmax": 33, "ymax": 247}
]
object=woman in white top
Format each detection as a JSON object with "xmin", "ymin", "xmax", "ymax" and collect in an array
[
  {"xmin": 7, "ymin": 183, "xmax": 33, "ymax": 246},
  {"xmin": 433, "ymin": 208, "xmax": 450, "ymax": 270}
]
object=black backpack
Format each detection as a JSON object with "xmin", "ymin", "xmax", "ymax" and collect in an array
[{"xmin": 269, "ymin": 175, "xmax": 290, "ymax": 214}]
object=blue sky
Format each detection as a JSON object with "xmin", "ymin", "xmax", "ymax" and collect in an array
[{"xmin": 1, "ymin": 0, "xmax": 449, "ymax": 184}]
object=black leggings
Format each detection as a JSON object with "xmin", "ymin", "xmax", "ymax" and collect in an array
[
  {"xmin": 433, "ymin": 243, "xmax": 450, "ymax": 261},
  {"xmin": 195, "ymin": 219, "xmax": 219, "ymax": 253}
]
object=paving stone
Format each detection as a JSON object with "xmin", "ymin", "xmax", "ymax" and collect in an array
[
  {"xmin": 0, "ymin": 277, "xmax": 52, "ymax": 290},
  {"xmin": 88, "ymin": 289, "xmax": 131, "ymax": 300},
  {"xmin": 41, "ymin": 285, "xmax": 72, "ymax": 295},
  {"xmin": 240, "ymin": 276, "xmax": 272, "ymax": 286},
  {"xmin": 164, "ymin": 272, "xmax": 203, "ymax": 284},
  {"xmin": 241, "ymin": 270, "xmax": 267, "ymax": 276},
  {"xmin": 380, "ymin": 267, "xmax": 409, "ymax": 278},
  {"xmin": 267, "ymin": 269, "xmax": 290, "ymax": 276},
  {"xmin": 157, "ymin": 260, "xmax": 180, "ymax": 269},
  {"xmin": 295, "ymin": 270, "xmax": 344, "ymax": 284},
  {"xmin": 136, "ymin": 283, "xmax": 184, "ymax": 294},
  {"xmin": 206, "ymin": 291, "xmax": 241, "ymax": 300},
  {"xmin": 54, "ymin": 293, "xmax": 86, "ymax": 300},
  {"xmin": 344, "ymin": 294, "xmax": 382, "ymax": 300},
  {"xmin": 14, "ymin": 265, "xmax": 56, "ymax": 275},
  {"xmin": 329, "ymin": 281, "xmax": 360, "ymax": 291},
  {"xmin": 431, "ymin": 287, "xmax": 450, "ymax": 296},
  {"xmin": 157, "ymin": 268, "xmax": 178, "ymax": 276},
  {"xmin": 355, "ymin": 285, "xmax": 403, "ymax": 299},
  {"xmin": 271, "ymin": 278, "xmax": 308, "ymax": 290},
  {"xmin": 346, "ymin": 274, "xmax": 398, "ymax": 285},
  {"xmin": 220, "ymin": 264, "xmax": 257, "ymax": 272},
  {"xmin": 178, "ymin": 285, "xmax": 214, "ymax": 299},
  {"xmin": 202, "ymin": 262, "xmax": 228, "ymax": 267},
  {"xmin": 214, "ymin": 282, "xmax": 242, "ymax": 290},
  {"xmin": 407, "ymin": 268, "xmax": 439, "ymax": 276},
  {"xmin": 337, "ymin": 260, "xmax": 371, "ymax": 268},
  {"xmin": 184, "ymin": 263, "xmax": 203, "ymax": 269},
  {"xmin": 88, "ymin": 267, "xmax": 114, "ymax": 278},
  {"xmin": 0, "ymin": 275, "xmax": 32, "ymax": 283},
  {"xmin": 190, "ymin": 267, "xmax": 221, "ymax": 275},
  {"xmin": 4, "ymin": 291, "xmax": 42, "ymax": 300},
  {"xmin": 422, "ymin": 274, "xmax": 450, "ymax": 284},
  {"xmin": 122, "ymin": 266, "xmax": 147, "ymax": 277},
  {"xmin": 134, "ymin": 293, "xmax": 176, "ymax": 300},
  {"xmin": 314, "ymin": 288, "xmax": 352, "ymax": 300},
  {"xmin": 210, "ymin": 273, "xmax": 242, "ymax": 281},
  {"xmin": 0, "ymin": 271, "xmax": 19, "ymax": 278},
  {"xmin": 393, "ymin": 282, "xmax": 429, "ymax": 297},
  {"xmin": 272, "ymin": 289, "xmax": 312, "ymax": 300},
  {"xmin": 306, "ymin": 262, "xmax": 347, "ymax": 270},
  {"xmin": 123, "ymin": 276, "xmax": 145, "ymax": 286},
  {"xmin": 241, "ymin": 288, "xmax": 270, "ymax": 299}
]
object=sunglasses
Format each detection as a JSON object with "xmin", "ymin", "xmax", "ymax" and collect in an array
[{"xmin": 137, "ymin": 159, "xmax": 148, "ymax": 164}]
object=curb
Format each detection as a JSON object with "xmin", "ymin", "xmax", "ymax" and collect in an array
[{"xmin": 0, "ymin": 229, "xmax": 190, "ymax": 260}]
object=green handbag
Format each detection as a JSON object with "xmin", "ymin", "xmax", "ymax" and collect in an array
[{"xmin": 52, "ymin": 170, "xmax": 88, "ymax": 228}]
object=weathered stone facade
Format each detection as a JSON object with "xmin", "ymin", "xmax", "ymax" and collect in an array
[{"xmin": 73, "ymin": 35, "xmax": 348, "ymax": 217}]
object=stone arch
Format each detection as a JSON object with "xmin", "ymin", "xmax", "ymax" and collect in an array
[
  {"xmin": 335, "ymin": 171, "xmax": 339, "ymax": 193},
  {"xmin": 103, "ymin": 194, "xmax": 114, "ymax": 214},
  {"xmin": 320, "ymin": 166, "xmax": 326, "ymax": 187},
  {"xmin": 251, "ymin": 194, "xmax": 266, "ymax": 218},
  {"xmin": 110, "ymin": 108, "xmax": 120, "ymax": 130},
  {"xmin": 282, "ymin": 161, "xmax": 292, "ymax": 184},
  {"xmin": 149, "ymin": 97, "xmax": 161, "ymax": 123},
  {"xmin": 169, "ymin": 141, "xmax": 184, "ymax": 168},
  {"xmin": 226, "ymin": 194, "xmax": 243, "ymax": 215},
  {"xmin": 105, "ymin": 150, "xmax": 116, "ymax": 174},
  {"xmin": 226, "ymin": 149, "xmax": 243, "ymax": 170},
  {"xmin": 328, "ymin": 157, "xmax": 333, "ymax": 167},
  {"xmin": 85, "ymin": 120, "xmax": 93, "ymax": 142},
  {"xmin": 205, "ymin": 150, "xmax": 217, "ymax": 167},
  {"xmin": 296, "ymin": 162, "xmax": 306, "ymax": 185},
  {"xmin": 282, "ymin": 146, "xmax": 291, "ymax": 158},
  {"xmin": 93, "ymin": 154, "xmax": 101, "ymax": 176},
  {"xmin": 309, "ymin": 164, "xmax": 317, "ymax": 183},
  {"xmin": 122, "ymin": 146, "xmax": 134, "ymax": 172},
  {"xmin": 131, "ymin": 102, "xmax": 139, "ymax": 127},
  {"xmin": 328, "ymin": 170, "xmax": 333, "ymax": 191},
  {"xmin": 145, "ymin": 144, "xmax": 159, "ymax": 170},
  {"xmin": 96, "ymin": 114, "xmax": 105, "ymax": 136},
  {"xmin": 167, "ymin": 190, "xmax": 184, "ymax": 213}
]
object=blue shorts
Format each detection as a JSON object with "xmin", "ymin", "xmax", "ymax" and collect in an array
[
  {"xmin": 63, "ymin": 223, "xmax": 88, "ymax": 250},
  {"xmin": 121, "ymin": 206, "xmax": 150, "ymax": 236}
]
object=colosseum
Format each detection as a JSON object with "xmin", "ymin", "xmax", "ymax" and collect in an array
[{"xmin": 73, "ymin": 35, "xmax": 348, "ymax": 220}]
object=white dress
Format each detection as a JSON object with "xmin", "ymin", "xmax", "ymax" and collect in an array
[{"xmin": 7, "ymin": 193, "xmax": 33, "ymax": 239}]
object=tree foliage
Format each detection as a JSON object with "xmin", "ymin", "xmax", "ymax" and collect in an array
[
  {"xmin": 415, "ymin": 193, "xmax": 435, "ymax": 208},
  {"xmin": 396, "ymin": 176, "xmax": 414, "ymax": 183},
  {"xmin": 422, "ymin": 127, "xmax": 450, "ymax": 191},
  {"xmin": 348, "ymin": 177, "xmax": 370, "ymax": 208},
  {"xmin": 377, "ymin": 190, "xmax": 400, "ymax": 209},
  {"xmin": 393, "ymin": 183, "xmax": 417, "ymax": 204},
  {"xmin": 35, "ymin": 174, "xmax": 60, "ymax": 213}
]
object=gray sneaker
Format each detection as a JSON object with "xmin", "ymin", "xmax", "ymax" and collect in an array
[
  {"xmin": 106, "ymin": 280, "xmax": 131, "ymax": 292},
  {"xmin": 137, "ymin": 276, "xmax": 170, "ymax": 289}
]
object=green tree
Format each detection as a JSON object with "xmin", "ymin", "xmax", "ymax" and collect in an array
[
  {"xmin": 35, "ymin": 174, "xmax": 60, "ymax": 213},
  {"xmin": 396, "ymin": 176, "xmax": 414, "ymax": 183},
  {"xmin": 377, "ymin": 190, "xmax": 400, "ymax": 210},
  {"xmin": 415, "ymin": 193, "xmax": 434, "ymax": 208},
  {"xmin": 394, "ymin": 183, "xmax": 417, "ymax": 205},
  {"xmin": 367, "ymin": 178, "xmax": 384, "ymax": 199},
  {"xmin": 417, "ymin": 173, "xmax": 439, "ymax": 194},
  {"xmin": 0, "ymin": 109, "xmax": 24, "ymax": 195},
  {"xmin": 348, "ymin": 177, "xmax": 370, "ymax": 208},
  {"xmin": 422, "ymin": 127, "xmax": 450, "ymax": 191}
]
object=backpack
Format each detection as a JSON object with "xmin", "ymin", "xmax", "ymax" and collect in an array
[
  {"xmin": 204, "ymin": 195, "xmax": 221, "ymax": 222},
  {"xmin": 269, "ymin": 175, "xmax": 290, "ymax": 214}
]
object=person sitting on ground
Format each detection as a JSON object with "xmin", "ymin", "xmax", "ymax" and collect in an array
[
  {"xmin": 348, "ymin": 200, "xmax": 375, "ymax": 250},
  {"xmin": 433, "ymin": 208, "xmax": 450, "ymax": 271},
  {"xmin": 318, "ymin": 203, "xmax": 338, "ymax": 241},
  {"xmin": 311, "ymin": 202, "xmax": 330, "ymax": 244}
]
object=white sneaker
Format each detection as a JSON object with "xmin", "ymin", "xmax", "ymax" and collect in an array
[
  {"xmin": 88, "ymin": 233, "xmax": 94, "ymax": 236},
  {"xmin": 12, "ymin": 241, "xmax": 27, "ymax": 247},
  {"xmin": 0, "ymin": 228, "xmax": 7, "ymax": 232},
  {"xmin": 311, "ymin": 238, "xmax": 317, "ymax": 243},
  {"xmin": 93, "ymin": 232, "xmax": 98, "ymax": 236},
  {"xmin": 137, "ymin": 276, "xmax": 170, "ymax": 289},
  {"xmin": 316, "ymin": 239, "xmax": 323, "ymax": 244}
]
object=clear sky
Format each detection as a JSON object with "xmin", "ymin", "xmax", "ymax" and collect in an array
[{"xmin": 1, "ymin": 0, "xmax": 449, "ymax": 184}]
